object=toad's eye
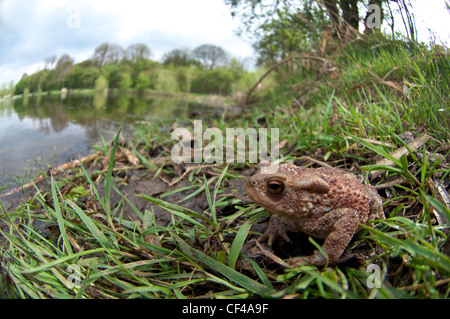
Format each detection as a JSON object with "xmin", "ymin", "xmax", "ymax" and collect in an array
[{"xmin": 266, "ymin": 180, "xmax": 285, "ymax": 194}]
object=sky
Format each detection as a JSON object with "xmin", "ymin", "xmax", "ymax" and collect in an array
[
  {"xmin": 0, "ymin": 0, "xmax": 255, "ymax": 85},
  {"xmin": 0, "ymin": 0, "xmax": 449, "ymax": 86}
]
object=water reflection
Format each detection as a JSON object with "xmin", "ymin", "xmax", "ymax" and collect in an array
[{"xmin": 0, "ymin": 91, "xmax": 192, "ymax": 191}]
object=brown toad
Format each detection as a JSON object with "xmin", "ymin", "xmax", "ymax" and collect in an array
[{"xmin": 245, "ymin": 163, "xmax": 384, "ymax": 266}]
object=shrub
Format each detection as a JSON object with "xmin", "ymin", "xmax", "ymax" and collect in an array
[{"xmin": 94, "ymin": 75, "xmax": 109, "ymax": 91}]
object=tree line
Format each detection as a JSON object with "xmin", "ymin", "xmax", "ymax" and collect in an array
[{"xmin": 13, "ymin": 43, "xmax": 253, "ymax": 97}]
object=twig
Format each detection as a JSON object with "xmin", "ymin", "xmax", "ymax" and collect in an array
[
  {"xmin": 370, "ymin": 133, "xmax": 431, "ymax": 179},
  {"xmin": 0, "ymin": 151, "xmax": 102, "ymax": 198},
  {"xmin": 399, "ymin": 278, "xmax": 450, "ymax": 292},
  {"xmin": 297, "ymin": 156, "xmax": 333, "ymax": 168},
  {"xmin": 374, "ymin": 177, "xmax": 407, "ymax": 190},
  {"xmin": 255, "ymin": 240, "xmax": 292, "ymax": 269}
]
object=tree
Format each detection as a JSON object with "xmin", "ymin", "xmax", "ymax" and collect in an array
[
  {"xmin": 125, "ymin": 43, "xmax": 151, "ymax": 63},
  {"xmin": 225, "ymin": 0, "xmax": 329, "ymax": 65},
  {"xmin": 135, "ymin": 72, "xmax": 152, "ymax": 91},
  {"xmin": 391, "ymin": 0, "xmax": 417, "ymax": 41},
  {"xmin": 67, "ymin": 65, "xmax": 99, "ymax": 88},
  {"xmin": 54, "ymin": 54, "xmax": 74, "ymax": 88},
  {"xmin": 92, "ymin": 42, "xmax": 124, "ymax": 68},
  {"xmin": 192, "ymin": 44, "xmax": 229, "ymax": 70},
  {"xmin": 99, "ymin": 63, "xmax": 132, "ymax": 88},
  {"xmin": 44, "ymin": 55, "xmax": 57, "ymax": 69},
  {"xmin": 191, "ymin": 68, "xmax": 235, "ymax": 95},
  {"xmin": 227, "ymin": 57, "xmax": 245, "ymax": 78},
  {"xmin": 155, "ymin": 69, "xmax": 179, "ymax": 93},
  {"xmin": 253, "ymin": 5, "xmax": 327, "ymax": 65},
  {"xmin": 225, "ymin": 0, "xmax": 388, "ymax": 43},
  {"xmin": 163, "ymin": 48, "xmax": 198, "ymax": 67},
  {"xmin": 118, "ymin": 73, "xmax": 133, "ymax": 89},
  {"xmin": 364, "ymin": 0, "xmax": 385, "ymax": 35},
  {"xmin": 131, "ymin": 58, "xmax": 160, "ymax": 86},
  {"xmin": 94, "ymin": 75, "xmax": 109, "ymax": 91},
  {"xmin": 175, "ymin": 66, "xmax": 193, "ymax": 92},
  {"xmin": 0, "ymin": 80, "xmax": 14, "ymax": 97}
]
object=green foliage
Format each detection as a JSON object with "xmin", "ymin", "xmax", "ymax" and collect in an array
[
  {"xmin": 118, "ymin": 73, "xmax": 133, "ymax": 90},
  {"xmin": 191, "ymin": 68, "xmax": 238, "ymax": 95},
  {"xmin": 174, "ymin": 66, "xmax": 193, "ymax": 93},
  {"xmin": 154, "ymin": 69, "xmax": 179, "ymax": 93},
  {"xmin": 67, "ymin": 66, "xmax": 99, "ymax": 89},
  {"xmin": 94, "ymin": 75, "xmax": 109, "ymax": 91},
  {"xmin": 232, "ymin": 68, "xmax": 274, "ymax": 102},
  {"xmin": 0, "ymin": 80, "xmax": 14, "ymax": 97},
  {"xmin": 254, "ymin": 5, "xmax": 327, "ymax": 65},
  {"xmin": 135, "ymin": 72, "xmax": 152, "ymax": 91},
  {"xmin": 14, "ymin": 54, "xmax": 75, "ymax": 94},
  {"xmin": 338, "ymin": 36, "xmax": 450, "ymax": 136},
  {"xmin": 13, "ymin": 75, "xmax": 30, "ymax": 95},
  {"xmin": 225, "ymin": 0, "xmax": 329, "ymax": 65},
  {"xmin": 101, "ymin": 64, "xmax": 129, "ymax": 88}
]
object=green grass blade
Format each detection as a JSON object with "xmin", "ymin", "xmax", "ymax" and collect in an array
[
  {"xmin": 172, "ymin": 234, "xmax": 275, "ymax": 296},
  {"xmin": 8, "ymin": 264, "xmax": 42, "ymax": 298},
  {"xmin": 112, "ymin": 183, "xmax": 144, "ymax": 220},
  {"xmin": 178, "ymin": 176, "xmax": 218, "ymax": 203},
  {"xmin": 248, "ymin": 258, "xmax": 274, "ymax": 289},
  {"xmin": 139, "ymin": 194, "xmax": 217, "ymax": 227},
  {"xmin": 365, "ymin": 224, "xmax": 450, "ymax": 273},
  {"xmin": 65, "ymin": 199, "xmax": 114, "ymax": 250},
  {"xmin": 349, "ymin": 133, "xmax": 402, "ymax": 167},
  {"xmin": 203, "ymin": 175, "xmax": 217, "ymax": 226},
  {"xmin": 228, "ymin": 219, "xmax": 252, "ymax": 269},
  {"xmin": 212, "ymin": 165, "xmax": 229, "ymax": 224},
  {"xmin": 360, "ymin": 164, "xmax": 403, "ymax": 175},
  {"xmin": 166, "ymin": 207, "xmax": 209, "ymax": 230},
  {"xmin": 78, "ymin": 160, "xmax": 107, "ymax": 212},
  {"xmin": 51, "ymin": 176, "xmax": 74, "ymax": 256},
  {"xmin": 131, "ymin": 145, "xmax": 156, "ymax": 169},
  {"xmin": 424, "ymin": 193, "xmax": 450, "ymax": 225},
  {"xmin": 105, "ymin": 122, "xmax": 123, "ymax": 221},
  {"xmin": 19, "ymin": 248, "xmax": 106, "ymax": 274}
]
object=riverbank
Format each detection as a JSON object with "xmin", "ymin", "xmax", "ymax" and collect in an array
[
  {"xmin": 3, "ymin": 87, "xmax": 237, "ymax": 106},
  {"xmin": 1, "ymin": 36, "xmax": 449, "ymax": 299}
]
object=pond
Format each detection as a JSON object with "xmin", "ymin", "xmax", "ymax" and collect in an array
[{"xmin": 0, "ymin": 91, "xmax": 233, "ymax": 193}]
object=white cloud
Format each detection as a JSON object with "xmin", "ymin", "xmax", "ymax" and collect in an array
[{"xmin": 0, "ymin": 0, "xmax": 254, "ymax": 84}]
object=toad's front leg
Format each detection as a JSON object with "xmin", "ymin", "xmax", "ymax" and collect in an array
[
  {"xmin": 289, "ymin": 210, "xmax": 360, "ymax": 266},
  {"xmin": 257, "ymin": 214, "xmax": 293, "ymax": 246}
]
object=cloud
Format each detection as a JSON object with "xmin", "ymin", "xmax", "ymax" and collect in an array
[{"xmin": 0, "ymin": 0, "xmax": 254, "ymax": 84}]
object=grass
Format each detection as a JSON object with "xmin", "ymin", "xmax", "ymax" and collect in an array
[{"xmin": 0, "ymin": 35, "xmax": 449, "ymax": 299}]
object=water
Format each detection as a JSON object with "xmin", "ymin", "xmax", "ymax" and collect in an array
[{"xmin": 0, "ymin": 91, "xmax": 213, "ymax": 192}]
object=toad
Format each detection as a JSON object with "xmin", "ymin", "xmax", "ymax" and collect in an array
[{"xmin": 245, "ymin": 163, "xmax": 384, "ymax": 266}]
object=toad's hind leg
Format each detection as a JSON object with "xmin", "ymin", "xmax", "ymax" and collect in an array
[{"xmin": 289, "ymin": 210, "xmax": 360, "ymax": 266}]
